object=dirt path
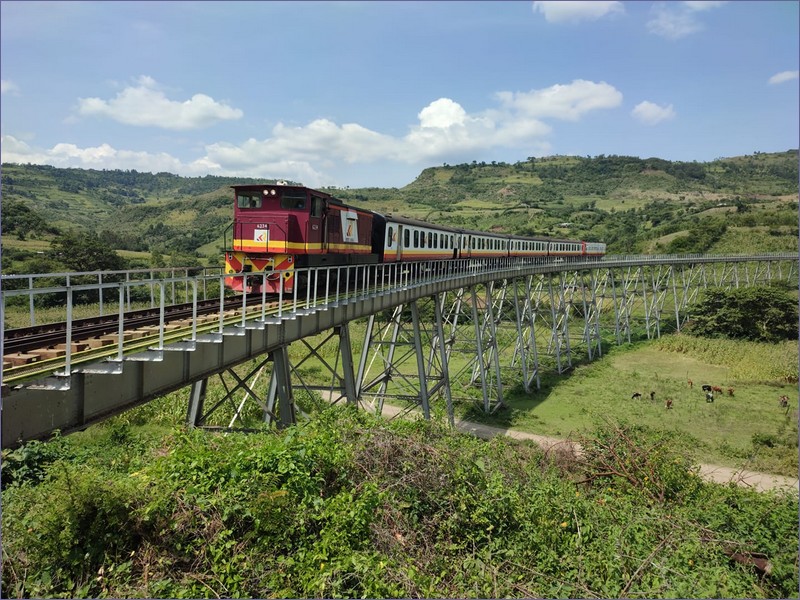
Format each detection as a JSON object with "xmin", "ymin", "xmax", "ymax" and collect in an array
[
  {"xmin": 370, "ymin": 401, "xmax": 799, "ymax": 494},
  {"xmin": 454, "ymin": 416, "xmax": 799, "ymax": 493}
]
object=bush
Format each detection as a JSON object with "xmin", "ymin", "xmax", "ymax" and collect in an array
[
  {"xmin": 2, "ymin": 409, "xmax": 798, "ymax": 598},
  {"xmin": 687, "ymin": 286, "xmax": 798, "ymax": 343}
]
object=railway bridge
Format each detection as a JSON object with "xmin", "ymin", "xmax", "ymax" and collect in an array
[{"xmin": 1, "ymin": 253, "xmax": 797, "ymax": 448}]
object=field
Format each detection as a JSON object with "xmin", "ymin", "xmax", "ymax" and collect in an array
[{"xmin": 482, "ymin": 339, "xmax": 798, "ymax": 476}]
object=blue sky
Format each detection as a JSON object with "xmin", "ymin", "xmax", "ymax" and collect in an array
[{"xmin": 1, "ymin": 1, "xmax": 797, "ymax": 188}]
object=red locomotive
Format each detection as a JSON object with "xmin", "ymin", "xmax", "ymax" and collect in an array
[{"xmin": 224, "ymin": 183, "xmax": 606, "ymax": 293}]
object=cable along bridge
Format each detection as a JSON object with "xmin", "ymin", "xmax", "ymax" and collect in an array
[{"xmin": 1, "ymin": 253, "xmax": 797, "ymax": 448}]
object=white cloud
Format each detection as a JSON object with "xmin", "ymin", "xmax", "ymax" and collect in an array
[
  {"xmin": 0, "ymin": 134, "xmax": 210, "ymax": 176},
  {"xmin": 532, "ymin": 1, "xmax": 624, "ymax": 24},
  {"xmin": 3, "ymin": 79, "xmax": 622, "ymax": 186},
  {"xmin": 631, "ymin": 101, "xmax": 676, "ymax": 125},
  {"xmin": 647, "ymin": 1, "xmax": 726, "ymax": 40},
  {"xmin": 1, "ymin": 79, "xmax": 20, "ymax": 95},
  {"xmin": 647, "ymin": 6, "xmax": 703, "ymax": 39},
  {"xmin": 768, "ymin": 70, "xmax": 799, "ymax": 85},
  {"xmin": 682, "ymin": 1, "xmax": 727, "ymax": 11},
  {"xmin": 204, "ymin": 80, "xmax": 616, "ymax": 170},
  {"xmin": 76, "ymin": 75, "xmax": 243, "ymax": 130},
  {"xmin": 495, "ymin": 80, "xmax": 623, "ymax": 121},
  {"xmin": 418, "ymin": 98, "xmax": 468, "ymax": 128}
]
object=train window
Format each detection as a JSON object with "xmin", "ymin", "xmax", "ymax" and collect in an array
[
  {"xmin": 387, "ymin": 226, "xmax": 394, "ymax": 247},
  {"xmin": 404, "ymin": 229, "xmax": 410, "ymax": 248},
  {"xmin": 414, "ymin": 230, "xmax": 419, "ymax": 248},
  {"xmin": 311, "ymin": 196, "xmax": 324, "ymax": 217},
  {"xmin": 427, "ymin": 232, "xmax": 433, "ymax": 248},
  {"xmin": 237, "ymin": 193, "xmax": 262, "ymax": 209},
  {"xmin": 280, "ymin": 190, "xmax": 307, "ymax": 210},
  {"xmin": 433, "ymin": 234, "xmax": 438, "ymax": 249}
]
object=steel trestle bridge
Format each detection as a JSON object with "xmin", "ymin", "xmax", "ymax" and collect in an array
[{"xmin": 1, "ymin": 253, "xmax": 797, "ymax": 448}]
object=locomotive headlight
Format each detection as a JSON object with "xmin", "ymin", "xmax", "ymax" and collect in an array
[
  {"xmin": 271, "ymin": 189, "xmax": 276, "ymax": 195},
  {"xmin": 263, "ymin": 189, "xmax": 269, "ymax": 195}
]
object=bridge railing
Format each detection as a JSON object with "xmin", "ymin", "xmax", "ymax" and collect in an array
[
  {"xmin": 1, "ymin": 256, "xmax": 589, "ymax": 381},
  {"xmin": 1, "ymin": 266, "xmax": 225, "ymax": 327},
  {"xmin": 2, "ymin": 253, "xmax": 796, "ymax": 385}
]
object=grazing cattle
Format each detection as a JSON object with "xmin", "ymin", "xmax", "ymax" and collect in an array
[
  {"xmin": 688, "ymin": 379, "xmax": 693, "ymax": 389},
  {"xmin": 779, "ymin": 395, "xmax": 789, "ymax": 409},
  {"xmin": 650, "ymin": 391, "xmax": 656, "ymax": 401},
  {"xmin": 706, "ymin": 391, "xmax": 714, "ymax": 403},
  {"xmin": 631, "ymin": 392, "xmax": 642, "ymax": 400},
  {"xmin": 711, "ymin": 386, "xmax": 723, "ymax": 394},
  {"xmin": 727, "ymin": 387, "xmax": 735, "ymax": 397},
  {"xmin": 665, "ymin": 398, "xmax": 673, "ymax": 409},
  {"xmin": 701, "ymin": 384, "xmax": 712, "ymax": 392}
]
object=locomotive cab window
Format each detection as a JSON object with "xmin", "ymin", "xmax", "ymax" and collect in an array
[
  {"xmin": 311, "ymin": 195, "xmax": 325, "ymax": 217},
  {"xmin": 237, "ymin": 193, "xmax": 262, "ymax": 209},
  {"xmin": 387, "ymin": 226, "xmax": 394, "ymax": 247},
  {"xmin": 280, "ymin": 190, "xmax": 307, "ymax": 210}
]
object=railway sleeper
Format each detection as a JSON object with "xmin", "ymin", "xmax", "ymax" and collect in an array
[{"xmin": 3, "ymin": 353, "xmax": 41, "ymax": 366}]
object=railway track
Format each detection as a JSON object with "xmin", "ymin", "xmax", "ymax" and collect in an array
[{"xmin": 2, "ymin": 294, "xmax": 267, "ymax": 378}]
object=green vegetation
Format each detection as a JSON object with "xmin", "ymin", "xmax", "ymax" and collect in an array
[
  {"xmin": 2, "ymin": 150, "xmax": 797, "ymax": 275},
  {"xmin": 51, "ymin": 231, "xmax": 127, "ymax": 272},
  {"xmin": 686, "ymin": 286, "xmax": 798, "ymax": 343},
  {"xmin": 2, "ymin": 408, "xmax": 797, "ymax": 598}
]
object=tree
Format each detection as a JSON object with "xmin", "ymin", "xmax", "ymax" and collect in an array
[
  {"xmin": 686, "ymin": 286, "xmax": 798, "ymax": 342},
  {"xmin": 50, "ymin": 232, "xmax": 126, "ymax": 272}
]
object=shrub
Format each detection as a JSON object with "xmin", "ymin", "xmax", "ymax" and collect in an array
[{"xmin": 686, "ymin": 286, "xmax": 798, "ymax": 343}]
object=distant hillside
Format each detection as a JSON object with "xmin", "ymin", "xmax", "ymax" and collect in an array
[{"xmin": 1, "ymin": 151, "xmax": 797, "ymax": 273}]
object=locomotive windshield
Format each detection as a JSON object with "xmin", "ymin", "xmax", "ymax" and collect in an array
[
  {"xmin": 280, "ymin": 189, "xmax": 307, "ymax": 210},
  {"xmin": 237, "ymin": 192, "xmax": 262, "ymax": 209}
]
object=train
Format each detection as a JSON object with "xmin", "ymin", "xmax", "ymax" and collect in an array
[{"xmin": 224, "ymin": 183, "xmax": 606, "ymax": 293}]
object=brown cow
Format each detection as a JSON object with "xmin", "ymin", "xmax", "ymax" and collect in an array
[
  {"xmin": 665, "ymin": 398, "xmax": 673, "ymax": 409},
  {"xmin": 711, "ymin": 386, "xmax": 723, "ymax": 394},
  {"xmin": 727, "ymin": 387, "xmax": 735, "ymax": 397},
  {"xmin": 688, "ymin": 379, "xmax": 693, "ymax": 389}
]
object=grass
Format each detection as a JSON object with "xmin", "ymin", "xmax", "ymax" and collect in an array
[{"xmin": 469, "ymin": 337, "xmax": 798, "ymax": 476}]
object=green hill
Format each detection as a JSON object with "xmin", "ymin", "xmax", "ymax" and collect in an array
[{"xmin": 1, "ymin": 150, "xmax": 797, "ymax": 274}]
